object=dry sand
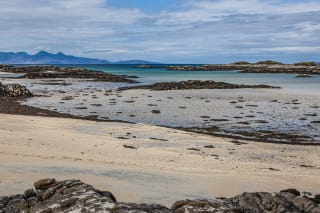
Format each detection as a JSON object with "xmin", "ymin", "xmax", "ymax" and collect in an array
[{"xmin": 0, "ymin": 114, "xmax": 319, "ymax": 205}]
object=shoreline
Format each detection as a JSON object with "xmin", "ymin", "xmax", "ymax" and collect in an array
[
  {"xmin": 0, "ymin": 113, "xmax": 319, "ymax": 206},
  {"xmin": 1, "ymin": 64, "xmax": 319, "ymax": 144},
  {"xmin": 0, "ymin": 64, "xmax": 320, "ymax": 209}
]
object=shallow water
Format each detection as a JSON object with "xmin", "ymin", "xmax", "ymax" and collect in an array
[
  {"xmin": 60, "ymin": 64, "xmax": 320, "ymax": 94},
  {"xmin": 2, "ymin": 64, "xmax": 320, "ymax": 143}
]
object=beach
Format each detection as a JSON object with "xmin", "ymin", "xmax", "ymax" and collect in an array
[
  {"xmin": 0, "ymin": 64, "xmax": 320, "ymax": 212},
  {"xmin": 1, "ymin": 113, "xmax": 319, "ymax": 206}
]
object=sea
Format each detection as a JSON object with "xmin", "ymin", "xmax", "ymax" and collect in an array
[
  {"xmin": 59, "ymin": 64, "xmax": 320, "ymax": 94},
  {"xmin": 2, "ymin": 64, "xmax": 320, "ymax": 143}
]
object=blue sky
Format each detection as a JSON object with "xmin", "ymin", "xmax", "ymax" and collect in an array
[{"xmin": 0, "ymin": 0, "xmax": 320, "ymax": 63}]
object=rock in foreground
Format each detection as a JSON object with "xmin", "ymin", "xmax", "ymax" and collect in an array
[
  {"xmin": 120, "ymin": 80, "xmax": 280, "ymax": 91},
  {"xmin": 0, "ymin": 82, "xmax": 33, "ymax": 97},
  {"xmin": 1, "ymin": 179, "xmax": 319, "ymax": 213}
]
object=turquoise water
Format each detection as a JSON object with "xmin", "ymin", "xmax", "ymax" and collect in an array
[{"xmin": 60, "ymin": 64, "xmax": 320, "ymax": 93}]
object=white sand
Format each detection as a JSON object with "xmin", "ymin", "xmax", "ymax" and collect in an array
[{"xmin": 0, "ymin": 114, "xmax": 319, "ymax": 205}]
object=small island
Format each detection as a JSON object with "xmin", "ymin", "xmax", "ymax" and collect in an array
[{"xmin": 164, "ymin": 61, "xmax": 320, "ymax": 74}]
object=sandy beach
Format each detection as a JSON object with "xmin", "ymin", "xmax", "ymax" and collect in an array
[{"xmin": 0, "ymin": 113, "xmax": 319, "ymax": 205}]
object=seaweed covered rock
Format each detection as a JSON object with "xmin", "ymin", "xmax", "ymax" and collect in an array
[
  {"xmin": 0, "ymin": 82, "xmax": 33, "ymax": 97},
  {"xmin": 120, "ymin": 80, "xmax": 280, "ymax": 91}
]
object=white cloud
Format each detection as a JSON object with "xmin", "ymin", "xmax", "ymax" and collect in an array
[{"xmin": 0, "ymin": 0, "xmax": 319, "ymax": 63}]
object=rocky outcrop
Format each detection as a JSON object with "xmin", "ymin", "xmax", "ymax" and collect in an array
[
  {"xmin": 0, "ymin": 179, "xmax": 169, "ymax": 213},
  {"xmin": 1, "ymin": 179, "xmax": 319, "ymax": 213},
  {"xmin": 0, "ymin": 82, "xmax": 33, "ymax": 97},
  {"xmin": 0, "ymin": 65, "xmax": 138, "ymax": 83},
  {"xmin": 166, "ymin": 63, "xmax": 320, "ymax": 75},
  {"xmin": 120, "ymin": 80, "xmax": 280, "ymax": 91}
]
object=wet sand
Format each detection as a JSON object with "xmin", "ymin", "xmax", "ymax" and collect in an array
[
  {"xmin": 0, "ymin": 114, "xmax": 319, "ymax": 206},
  {"xmin": 25, "ymin": 86, "xmax": 320, "ymax": 143}
]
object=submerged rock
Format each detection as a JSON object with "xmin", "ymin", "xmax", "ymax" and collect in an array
[
  {"xmin": 1, "ymin": 179, "xmax": 319, "ymax": 212},
  {"xmin": 0, "ymin": 82, "xmax": 33, "ymax": 97}
]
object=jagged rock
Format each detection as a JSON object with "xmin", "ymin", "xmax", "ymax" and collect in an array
[
  {"xmin": 1, "ymin": 179, "xmax": 319, "ymax": 212},
  {"xmin": 0, "ymin": 82, "xmax": 33, "ymax": 97}
]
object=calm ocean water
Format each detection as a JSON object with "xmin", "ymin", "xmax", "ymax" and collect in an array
[{"xmin": 59, "ymin": 64, "xmax": 320, "ymax": 94}]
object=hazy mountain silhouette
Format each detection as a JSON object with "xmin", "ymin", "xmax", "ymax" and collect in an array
[{"xmin": 0, "ymin": 51, "xmax": 158, "ymax": 64}]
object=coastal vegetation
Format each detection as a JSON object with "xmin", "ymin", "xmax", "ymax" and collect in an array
[
  {"xmin": 232, "ymin": 61, "xmax": 250, "ymax": 65},
  {"xmin": 255, "ymin": 60, "xmax": 283, "ymax": 65},
  {"xmin": 294, "ymin": 61, "xmax": 318, "ymax": 66}
]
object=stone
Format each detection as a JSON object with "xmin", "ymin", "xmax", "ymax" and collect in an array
[
  {"xmin": 24, "ymin": 188, "xmax": 36, "ymax": 199},
  {"xmin": 281, "ymin": 188, "xmax": 301, "ymax": 196},
  {"xmin": 34, "ymin": 178, "xmax": 56, "ymax": 191},
  {"xmin": 151, "ymin": 109, "xmax": 161, "ymax": 114},
  {"xmin": 120, "ymin": 80, "xmax": 280, "ymax": 91},
  {"xmin": 0, "ymin": 179, "xmax": 319, "ymax": 212},
  {"xmin": 315, "ymin": 194, "xmax": 320, "ymax": 204},
  {"xmin": 0, "ymin": 82, "xmax": 33, "ymax": 97}
]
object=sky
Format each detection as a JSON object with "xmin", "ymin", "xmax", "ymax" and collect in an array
[{"xmin": 0, "ymin": 0, "xmax": 320, "ymax": 63}]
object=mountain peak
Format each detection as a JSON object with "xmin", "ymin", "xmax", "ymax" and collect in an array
[{"xmin": 35, "ymin": 50, "xmax": 50, "ymax": 56}]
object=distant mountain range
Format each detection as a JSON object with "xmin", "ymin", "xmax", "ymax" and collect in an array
[{"xmin": 0, "ymin": 51, "xmax": 158, "ymax": 64}]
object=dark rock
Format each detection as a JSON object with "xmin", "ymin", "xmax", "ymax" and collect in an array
[
  {"xmin": 34, "ymin": 179, "xmax": 56, "ymax": 191},
  {"xmin": 0, "ymin": 82, "xmax": 33, "ymax": 97},
  {"xmin": 123, "ymin": 145, "xmax": 137, "ymax": 149},
  {"xmin": 187, "ymin": 148, "xmax": 201, "ymax": 151},
  {"xmin": 1, "ymin": 178, "xmax": 320, "ymax": 212},
  {"xmin": 151, "ymin": 110, "xmax": 161, "ymax": 114},
  {"xmin": 24, "ymin": 189, "xmax": 36, "ymax": 199},
  {"xmin": 292, "ymin": 196, "xmax": 319, "ymax": 212},
  {"xmin": 120, "ymin": 80, "xmax": 280, "ymax": 91},
  {"xmin": 204, "ymin": 145, "xmax": 215, "ymax": 149},
  {"xmin": 281, "ymin": 188, "xmax": 301, "ymax": 196},
  {"xmin": 314, "ymin": 194, "xmax": 320, "ymax": 204}
]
